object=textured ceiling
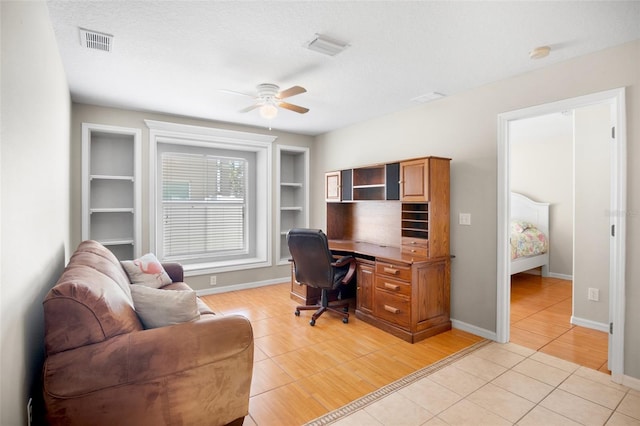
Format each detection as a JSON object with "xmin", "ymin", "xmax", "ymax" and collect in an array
[{"xmin": 46, "ymin": 1, "xmax": 640, "ymax": 136}]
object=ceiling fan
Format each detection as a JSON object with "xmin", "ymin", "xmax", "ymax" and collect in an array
[{"xmin": 225, "ymin": 83, "xmax": 309, "ymax": 120}]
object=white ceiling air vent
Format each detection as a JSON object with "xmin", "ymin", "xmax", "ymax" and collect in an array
[
  {"xmin": 305, "ymin": 34, "xmax": 349, "ymax": 56},
  {"xmin": 79, "ymin": 28, "xmax": 113, "ymax": 52},
  {"xmin": 411, "ymin": 92, "xmax": 445, "ymax": 103}
]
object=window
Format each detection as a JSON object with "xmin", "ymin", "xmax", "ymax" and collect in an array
[
  {"xmin": 161, "ymin": 152, "xmax": 248, "ymax": 260},
  {"xmin": 146, "ymin": 120, "xmax": 275, "ymax": 275}
]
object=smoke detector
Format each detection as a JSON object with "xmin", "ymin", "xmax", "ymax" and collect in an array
[
  {"xmin": 529, "ymin": 46, "xmax": 551, "ymax": 60},
  {"xmin": 79, "ymin": 28, "xmax": 113, "ymax": 52}
]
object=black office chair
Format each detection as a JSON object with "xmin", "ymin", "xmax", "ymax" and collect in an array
[{"xmin": 287, "ymin": 228, "xmax": 356, "ymax": 326}]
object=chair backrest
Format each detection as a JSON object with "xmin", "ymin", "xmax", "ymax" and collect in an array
[{"xmin": 287, "ymin": 228, "xmax": 336, "ymax": 290}]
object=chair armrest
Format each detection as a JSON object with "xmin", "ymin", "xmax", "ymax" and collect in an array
[
  {"xmin": 332, "ymin": 256, "xmax": 357, "ymax": 284},
  {"xmin": 43, "ymin": 314, "xmax": 253, "ymax": 397},
  {"xmin": 162, "ymin": 262, "xmax": 184, "ymax": 282}
]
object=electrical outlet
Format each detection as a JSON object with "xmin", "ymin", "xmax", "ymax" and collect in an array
[
  {"xmin": 459, "ymin": 213, "xmax": 471, "ymax": 226},
  {"xmin": 27, "ymin": 397, "xmax": 32, "ymax": 426},
  {"xmin": 209, "ymin": 276, "xmax": 217, "ymax": 286},
  {"xmin": 588, "ymin": 288, "xmax": 600, "ymax": 301}
]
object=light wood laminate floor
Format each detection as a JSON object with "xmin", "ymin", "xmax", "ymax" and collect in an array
[
  {"xmin": 201, "ymin": 283, "xmax": 483, "ymax": 425},
  {"xmin": 201, "ymin": 276, "xmax": 610, "ymax": 425},
  {"xmin": 510, "ymin": 273, "xmax": 609, "ymax": 372}
]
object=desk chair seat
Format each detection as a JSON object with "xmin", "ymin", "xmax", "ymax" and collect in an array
[{"xmin": 287, "ymin": 228, "xmax": 356, "ymax": 326}]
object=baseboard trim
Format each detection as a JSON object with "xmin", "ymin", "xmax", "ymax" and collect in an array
[
  {"xmin": 548, "ymin": 272, "xmax": 573, "ymax": 280},
  {"xmin": 195, "ymin": 277, "xmax": 288, "ymax": 296},
  {"xmin": 570, "ymin": 316, "xmax": 609, "ymax": 333},
  {"xmin": 451, "ymin": 319, "xmax": 497, "ymax": 341},
  {"xmin": 620, "ymin": 373, "xmax": 640, "ymax": 391}
]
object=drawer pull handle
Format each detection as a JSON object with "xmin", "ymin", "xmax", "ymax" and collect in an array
[
  {"xmin": 384, "ymin": 267, "xmax": 399, "ymax": 275},
  {"xmin": 410, "ymin": 241, "xmax": 417, "ymax": 245},
  {"xmin": 384, "ymin": 282, "xmax": 400, "ymax": 291},
  {"xmin": 384, "ymin": 305, "xmax": 400, "ymax": 314},
  {"xmin": 410, "ymin": 249, "xmax": 416, "ymax": 253}
]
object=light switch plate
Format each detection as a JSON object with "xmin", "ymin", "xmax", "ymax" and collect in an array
[{"xmin": 459, "ymin": 213, "xmax": 471, "ymax": 226}]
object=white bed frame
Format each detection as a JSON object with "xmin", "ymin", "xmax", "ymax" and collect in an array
[{"xmin": 510, "ymin": 192, "xmax": 550, "ymax": 276}]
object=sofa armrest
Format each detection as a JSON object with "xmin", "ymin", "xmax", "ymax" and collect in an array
[
  {"xmin": 162, "ymin": 262, "xmax": 184, "ymax": 282},
  {"xmin": 43, "ymin": 314, "xmax": 253, "ymax": 397}
]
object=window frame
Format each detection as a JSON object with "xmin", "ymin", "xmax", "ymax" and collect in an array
[{"xmin": 146, "ymin": 119, "xmax": 275, "ymax": 276}]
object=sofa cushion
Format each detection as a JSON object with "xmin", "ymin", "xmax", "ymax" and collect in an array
[
  {"xmin": 44, "ymin": 265, "xmax": 143, "ymax": 355},
  {"xmin": 130, "ymin": 285, "xmax": 200, "ymax": 329},
  {"xmin": 121, "ymin": 253, "xmax": 172, "ymax": 288},
  {"xmin": 71, "ymin": 240, "xmax": 135, "ymax": 302},
  {"xmin": 162, "ymin": 282, "xmax": 216, "ymax": 315}
]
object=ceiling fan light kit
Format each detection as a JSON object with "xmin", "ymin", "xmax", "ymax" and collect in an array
[
  {"xmin": 260, "ymin": 104, "xmax": 279, "ymax": 120},
  {"xmin": 234, "ymin": 83, "xmax": 310, "ymax": 124}
]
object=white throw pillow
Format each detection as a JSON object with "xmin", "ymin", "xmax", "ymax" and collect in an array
[
  {"xmin": 121, "ymin": 253, "xmax": 172, "ymax": 288},
  {"xmin": 130, "ymin": 284, "xmax": 200, "ymax": 329}
]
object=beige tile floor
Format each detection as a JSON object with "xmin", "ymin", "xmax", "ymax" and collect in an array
[{"xmin": 329, "ymin": 342, "xmax": 640, "ymax": 426}]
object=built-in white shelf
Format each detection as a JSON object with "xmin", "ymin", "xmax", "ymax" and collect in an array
[
  {"xmin": 82, "ymin": 123, "xmax": 141, "ymax": 260},
  {"xmin": 276, "ymin": 146, "xmax": 309, "ymax": 265}
]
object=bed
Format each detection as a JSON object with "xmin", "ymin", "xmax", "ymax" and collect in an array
[{"xmin": 510, "ymin": 192, "xmax": 550, "ymax": 276}]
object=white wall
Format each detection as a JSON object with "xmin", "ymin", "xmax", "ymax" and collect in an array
[
  {"xmin": 510, "ymin": 112, "xmax": 574, "ymax": 277},
  {"xmin": 1, "ymin": 2, "xmax": 71, "ymax": 425},
  {"xmin": 314, "ymin": 40, "xmax": 640, "ymax": 380}
]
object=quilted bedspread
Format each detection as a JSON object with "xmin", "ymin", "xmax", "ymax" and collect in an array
[{"xmin": 510, "ymin": 220, "xmax": 549, "ymax": 260}]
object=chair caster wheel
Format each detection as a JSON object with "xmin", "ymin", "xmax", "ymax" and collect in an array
[
  {"xmin": 309, "ymin": 319, "xmax": 316, "ymax": 326},
  {"xmin": 343, "ymin": 317, "xmax": 349, "ymax": 324},
  {"xmin": 295, "ymin": 310, "xmax": 300, "ymax": 316}
]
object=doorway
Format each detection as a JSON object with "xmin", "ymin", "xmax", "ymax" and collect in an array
[{"xmin": 496, "ymin": 88, "xmax": 627, "ymax": 382}]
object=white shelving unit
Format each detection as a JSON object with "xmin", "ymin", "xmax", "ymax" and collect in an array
[
  {"xmin": 82, "ymin": 123, "xmax": 141, "ymax": 260},
  {"xmin": 276, "ymin": 145, "xmax": 309, "ymax": 265}
]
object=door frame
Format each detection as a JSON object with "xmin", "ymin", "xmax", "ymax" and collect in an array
[{"xmin": 496, "ymin": 87, "xmax": 626, "ymax": 381}]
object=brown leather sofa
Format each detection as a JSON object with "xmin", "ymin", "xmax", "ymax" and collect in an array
[{"xmin": 42, "ymin": 240, "xmax": 253, "ymax": 426}]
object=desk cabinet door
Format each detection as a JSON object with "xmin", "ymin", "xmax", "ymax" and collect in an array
[
  {"xmin": 325, "ymin": 171, "xmax": 342, "ymax": 202},
  {"xmin": 400, "ymin": 158, "xmax": 429, "ymax": 202},
  {"xmin": 356, "ymin": 260, "xmax": 375, "ymax": 314}
]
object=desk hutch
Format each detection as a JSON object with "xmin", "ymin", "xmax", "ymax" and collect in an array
[{"xmin": 291, "ymin": 156, "xmax": 451, "ymax": 343}]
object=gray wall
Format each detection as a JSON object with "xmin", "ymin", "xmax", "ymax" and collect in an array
[
  {"xmin": 574, "ymin": 103, "xmax": 612, "ymax": 326},
  {"xmin": 314, "ymin": 40, "xmax": 640, "ymax": 380},
  {"xmin": 71, "ymin": 104, "xmax": 314, "ymax": 292},
  {"xmin": 1, "ymin": 2, "xmax": 71, "ymax": 425}
]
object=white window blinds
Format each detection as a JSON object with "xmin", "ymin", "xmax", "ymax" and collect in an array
[{"xmin": 161, "ymin": 152, "xmax": 248, "ymax": 260}]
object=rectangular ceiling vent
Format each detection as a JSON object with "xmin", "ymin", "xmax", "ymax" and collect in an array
[
  {"xmin": 79, "ymin": 28, "xmax": 113, "ymax": 52},
  {"xmin": 411, "ymin": 92, "xmax": 446, "ymax": 103},
  {"xmin": 305, "ymin": 34, "xmax": 349, "ymax": 56}
]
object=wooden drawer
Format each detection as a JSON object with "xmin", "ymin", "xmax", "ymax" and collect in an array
[
  {"xmin": 402, "ymin": 237, "xmax": 428, "ymax": 248},
  {"xmin": 374, "ymin": 289, "xmax": 410, "ymax": 328},
  {"xmin": 402, "ymin": 236, "xmax": 429, "ymax": 256},
  {"xmin": 375, "ymin": 260, "xmax": 411, "ymax": 282},
  {"xmin": 402, "ymin": 245, "xmax": 428, "ymax": 257},
  {"xmin": 375, "ymin": 276, "xmax": 411, "ymax": 297}
]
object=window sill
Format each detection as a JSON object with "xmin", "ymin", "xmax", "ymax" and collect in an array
[{"xmin": 182, "ymin": 257, "xmax": 272, "ymax": 277}]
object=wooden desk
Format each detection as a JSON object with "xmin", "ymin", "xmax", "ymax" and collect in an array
[{"xmin": 290, "ymin": 239, "xmax": 451, "ymax": 343}]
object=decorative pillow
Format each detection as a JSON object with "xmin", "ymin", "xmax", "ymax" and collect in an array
[
  {"xmin": 129, "ymin": 284, "xmax": 200, "ymax": 329},
  {"xmin": 511, "ymin": 220, "xmax": 535, "ymax": 234},
  {"xmin": 121, "ymin": 253, "xmax": 172, "ymax": 288}
]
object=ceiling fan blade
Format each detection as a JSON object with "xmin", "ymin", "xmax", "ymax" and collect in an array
[
  {"xmin": 279, "ymin": 102, "xmax": 309, "ymax": 114},
  {"xmin": 219, "ymin": 89, "xmax": 254, "ymax": 98},
  {"xmin": 278, "ymin": 86, "xmax": 306, "ymax": 100},
  {"xmin": 239, "ymin": 104, "xmax": 260, "ymax": 113}
]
